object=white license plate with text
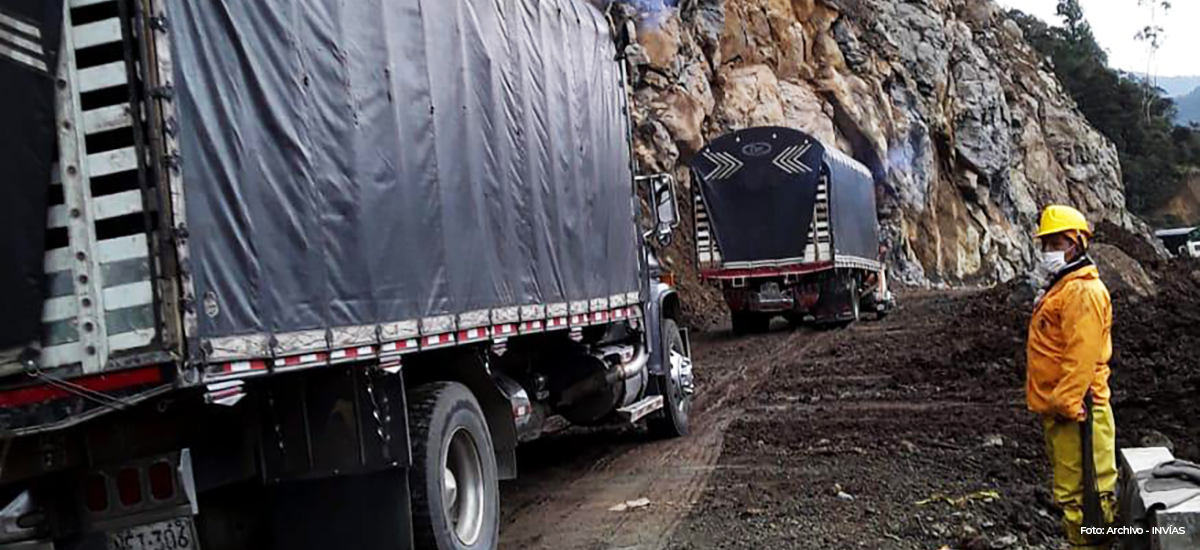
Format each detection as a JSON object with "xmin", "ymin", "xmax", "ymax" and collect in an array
[{"xmin": 107, "ymin": 517, "xmax": 196, "ymax": 550}]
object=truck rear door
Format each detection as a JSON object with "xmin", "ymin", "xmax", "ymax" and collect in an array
[{"xmin": 3, "ymin": 0, "xmax": 179, "ymax": 381}]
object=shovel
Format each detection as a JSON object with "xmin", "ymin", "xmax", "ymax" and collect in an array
[{"xmin": 1079, "ymin": 392, "xmax": 1106, "ymax": 530}]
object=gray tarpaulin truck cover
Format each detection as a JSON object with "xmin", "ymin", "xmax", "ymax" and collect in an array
[{"xmin": 167, "ymin": 0, "xmax": 639, "ymax": 355}]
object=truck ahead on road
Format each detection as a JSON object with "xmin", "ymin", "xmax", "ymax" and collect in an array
[
  {"xmin": 690, "ymin": 127, "xmax": 893, "ymax": 333},
  {"xmin": 1154, "ymin": 227, "xmax": 1200, "ymax": 258},
  {"xmin": 0, "ymin": 1, "xmax": 693, "ymax": 549}
]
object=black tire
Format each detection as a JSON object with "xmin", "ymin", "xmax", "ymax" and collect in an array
[
  {"xmin": 731, "ymin": 311, "xmax": 751, "ymax": 335},
  {"xmin": 408, "ymin": 382, "xmax": 499, "ymax": 550},
  {"xmin": 649, "ymin": 319, "xmax": 691, "ymax": 438}
]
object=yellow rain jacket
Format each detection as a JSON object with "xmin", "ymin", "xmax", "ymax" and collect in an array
[
  {"xmin": 1027, "ymin": 265, "xmax": 1112, "ymax": 420},
  {"xmin": 1027, "ymin": 264, "xmax": 1117, "ymax": 548}
]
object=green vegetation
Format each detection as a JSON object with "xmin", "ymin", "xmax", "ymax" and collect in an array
[{"xmin": 1008, "ymin": 0, "xmax": 1200, "ymax": 217}]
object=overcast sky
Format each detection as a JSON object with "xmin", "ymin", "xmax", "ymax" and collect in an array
[{"xmin": 998, "ymin": 0, "xmax": 1199, "ymax": 77}]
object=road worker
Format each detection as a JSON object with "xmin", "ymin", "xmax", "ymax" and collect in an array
[{"xmin": 1026, "ymin": 205, "xmax": 1117, "ymax": 549}]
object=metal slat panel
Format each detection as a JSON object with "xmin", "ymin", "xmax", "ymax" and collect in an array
[
  {"xmin": 40, "ymin": 342, "xmax": 84, "ymax": 368},
  {"xmin": 83, "ymin": 104, "xmax": 132, "ymax": 134},
  {"xmin": 102, "ymin": 280, "xmax": 153, "ymax": 310},
  {"xmin": 93, "ymin": 190, "xmax": 143, "ymax": 220},
  {"xmin": 69, "ymin": 0, "xmax": 116, "ymax": 7},
  {"xmin": 44, "ymin": 248, "xmax": 74, "ymax": 273},
  {"xmin": 97, "ymin": 234, "xmax": 148, "ymax": 263},
  {"xmin": 107, "ymin": 328, "xmax": 155, "ymax": 351},
  {"xmin": 72, "ymin": 18, "xmax": 122, "ymax": 50},
  {"xmin": 47, "ymin": 204, "xmax": 69, "ymax": 229},
  {"xmin": 42, "ymin": 296, "xmax": 79, "ymax": 322},
  {"xmin": 87, "ymin": 147, "xmax": 137, "ymax": 178},
  {"xmin": 78, "ymin": 61, "xmax": 127, "ymax": 93}
]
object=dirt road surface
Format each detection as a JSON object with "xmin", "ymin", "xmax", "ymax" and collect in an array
[
  {"xmin": 499, "ymin": 326, "xmax": 824, "ymax": 550},
  {"xmin": 500, "ymin": 241, "xmax": 1199, "ymax": 550},
  {"xmin": 499, "ymin": 293, "xmax": 1060, "ymax": 550}
]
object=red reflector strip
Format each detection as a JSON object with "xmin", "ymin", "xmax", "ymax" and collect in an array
[
  {"xmin": 222, "ymin": 360, "xmax": 268, "ymax": 374},
  {"xmin": 458, "ymin": 327, "xmax": 489, "ymax": 342},
  {"xmin": 0, "ymin": 366, "xmax": 163, "ymax": 408},
  {"xmin": 379, "ymin": 338, "xmax": 419, "ymax": 355},
  {"xmin": 330, "ymin": 346, "xmax": 375, "ymax": 362},
  {"xmin": 569, "ymin": 314, "xmax": 584, "ymax": 325},
  {"xmin": 520, "ymin": 320, "xmax": 543, "ymax": 333},
  {"xmin": 611, "ymin": 308, "xmax": 626, "ymax": 319},
  {"xmin": 423, "ymin": 333, "xmax": 455, "ymax": 348},
  {"xmin": 117, "ymin": 468, "xmax": 142, "ymax": 507},
  {"xmin": 547, "ymin": 317, "xmax": 568, "ymax": 330},
  {"xmin": 592, "ymin": 311, "xmax": 608, "ymax": 323},
  {"xmin": 491, "ymin": 324, "xmax": 516, "ymax": 337},
  {"xmin": 274, "ymin": 353, "xmax": 329, "ymax": 368}
]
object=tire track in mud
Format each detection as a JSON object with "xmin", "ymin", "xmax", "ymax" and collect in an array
[{"xmin": 498, "ymin": 325, "xmax": 829, "ymax": 550}]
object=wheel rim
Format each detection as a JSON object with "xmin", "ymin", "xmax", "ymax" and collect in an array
[
  {"xmin": 443, "ymin": 427, "xmax": 485, "ymax": 546},
  {"xmin": 668, "ymin": 344, "xmax": 693, "ymax": 414}
]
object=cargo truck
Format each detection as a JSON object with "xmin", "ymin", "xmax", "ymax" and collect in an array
[
  {"xmin": 0, "ymin": 1, "xmax": 694, "ymax": 549},
  {"xmin": 690, "ymin": 127, "xmax": 893, "ymax": 333}
]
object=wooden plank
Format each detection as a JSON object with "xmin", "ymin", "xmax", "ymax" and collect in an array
[
  {"xmin": 40, "ymin": 342, "xmax": 85, "ymax": 368},
  {"xmin": 78, "ymin": 61, "xmax": 126, "ymax": 93},
  {"xmin": 44, "ymin": 247, "xmax": 75, "ymax": 273},
  {"xmin": 0, "ymin": 11, "xmax": 41, "ymax": 38},
  {"xmin": 108, "ymin": 328, "xmax": 155, "ymax": 352},
  {"xmin": 86, "ymin": 146, "xmax": 137, "ymax": 178},
  {"xmin": 97, "ymin": 234, "xmax": 148, "ymax": 264},
  {"xmin": 42, "ymin": 295, "xmax": 79, "ymax": 322},
  {"xmin": 69, "ymin": 0, "xmax": 116, "ymax": 8},
  {"xmin": 72, "ymin": 18, "xmax": 122, "ymax": 50},
  {"xmin": 93, "ymin": 189, "xmax": 143, "ymax": 220},
  {"xmin": 46, "ymin": 204, "xmax": 70, "ymax": 229},
  {"xmin": 83, "ymin": 103, "xmax": 132, "ymax": 134},
  {"xmin": 102, "ymin": 280, "xmax": 153, "ymax": 311}
]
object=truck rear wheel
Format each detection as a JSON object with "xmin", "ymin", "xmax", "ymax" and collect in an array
[
  {"xmin": 408, "ymin": 382, "xmax": 499, "ymax": 550},
  {"xmin": 649, "ymin": 319, "xmax": 692, "ymax": 438}
]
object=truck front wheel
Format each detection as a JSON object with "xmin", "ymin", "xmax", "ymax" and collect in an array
[
  {"xmin": 408, "ymin": 382, "xmax": 499, "ymax": 550},
  {"xmin": 649, "ymin": 319, "xmax": 692, "ymax": 438}
]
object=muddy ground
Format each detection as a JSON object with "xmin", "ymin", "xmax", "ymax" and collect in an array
[{"xmin": 500, "ymin": 232, "xmax": 1199, "ymax": 550}]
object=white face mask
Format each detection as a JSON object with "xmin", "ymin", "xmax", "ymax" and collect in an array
[{"xmin": 1039, "ymin": 250, "xmax": 1068, "ymax": 275}]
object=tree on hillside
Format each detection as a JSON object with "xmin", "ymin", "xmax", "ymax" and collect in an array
[{"xmin": 1008, "ymin": 1, "xmax": 1200, "ymax": 219}]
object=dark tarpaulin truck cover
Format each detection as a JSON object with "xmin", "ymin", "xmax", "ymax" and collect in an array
[
  {"xmin": 166, "ymin": 0, "xmax": 639, "ymax": 358},
  {"xmin": 0, "ymin": 0, "xmax": 65, "ymax": 352},
  {"xmin": 690, "ymin": 127, "xmax": 824, "ymax": 264},
  {"xmin": 691, "ymin": 126, "xmax": 879, "ymax": 267}
]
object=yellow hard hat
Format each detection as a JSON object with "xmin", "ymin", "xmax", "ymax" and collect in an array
[{"xmin": 1035, "ymin": 205, "xmax": 1092, "ymax": 239}]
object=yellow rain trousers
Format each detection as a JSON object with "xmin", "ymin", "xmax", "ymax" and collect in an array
[
  {"xmin": 1042, "ymin": 404, "xmax": 1118, "ymax": 549},
  {"xmin": 1027, "ymin": 265, "xmax": 1117, "ymax": 548}
]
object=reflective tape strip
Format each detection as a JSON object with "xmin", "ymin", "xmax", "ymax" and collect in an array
[
  {"xmin": 546, "ymin": 317, "xmax": 569, "ymax": 330},
  {"xmin": 520, "ymin": 320, "xmax": 543, "ymax": 333},
  {"xmin": 491, "ymin": 324, "xmax": 516, "ymax": 337},
  {"xmin": 224, "ymin": 360, "xmax": 268, "ymax": 374},
  {"xmin": 457, "ymin": 327, "xmax": 489, "ymax": 342},
  {"xmin": 423, "ymin": 333, "xmax": 454, "ymax": 348},
  {"xmin": 275, "ymin": 353, "xmax": 328, "ymax": 368},
  {"xmin": 380, "ymin": 338, "xmax": 419, "ymax": 355}
]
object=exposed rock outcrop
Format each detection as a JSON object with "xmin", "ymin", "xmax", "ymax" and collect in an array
[{"xmin": 614, "ymin": 0, "xmax": 1148, "ymax": 285}]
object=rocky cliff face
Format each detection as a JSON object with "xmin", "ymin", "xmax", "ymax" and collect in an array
[{"xmin": 613, "ymin": 0, "xmax": 1145, "ymax": 285}]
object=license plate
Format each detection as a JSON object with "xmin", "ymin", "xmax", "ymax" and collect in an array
[{"xmin": 107, "ymin": 517, "xmax": 197, "ymax": 550}]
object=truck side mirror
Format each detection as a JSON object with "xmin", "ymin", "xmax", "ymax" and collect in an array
[
  {"xmin": 635, "ymin": 174, "xmax": 679, "ymax": 246},
  {"xmin": 652, "ymin": 174, "xmax": 679, "ymax": 245}
]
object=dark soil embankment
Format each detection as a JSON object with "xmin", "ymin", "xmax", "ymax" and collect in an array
[{"xmin": 670, "ymin": 225, "xmax": 1198, "ymax": 550}]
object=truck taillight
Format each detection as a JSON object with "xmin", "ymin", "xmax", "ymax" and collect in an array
[
  {"xmin": 659, "ymin": 272, "xmax": 676, "ymax": 287},
  {"xmin": 117, "ymin": 468, "xmax": 142, "ymax": 506},
  {"xmin": 148, "ymin": 462, "xmax": 174, "ymax": 500},
  {"xmin": 85, "ymin": 474, "xmax": 108, "ymax": 512}
]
